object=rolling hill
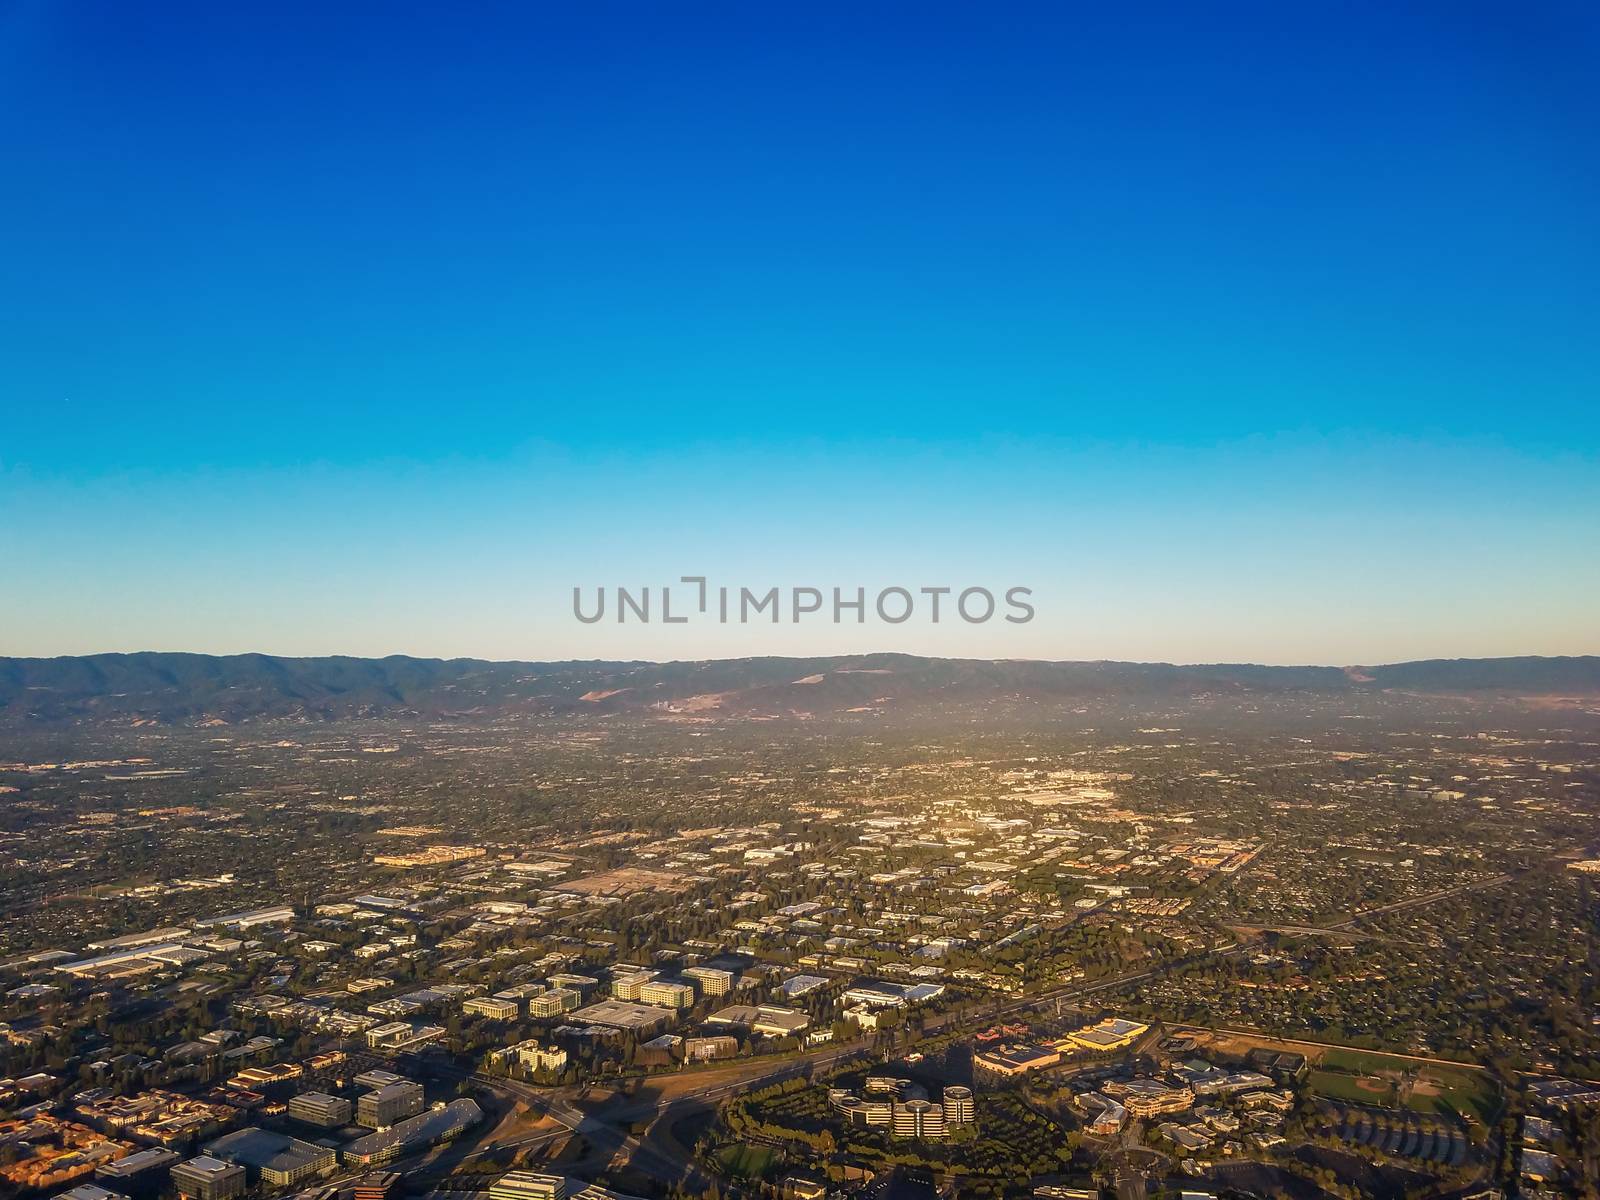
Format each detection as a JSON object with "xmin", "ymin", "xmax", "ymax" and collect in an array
[{"xmin": 0, "ymin": 651, "xmax": 1597, "ymax": 726}]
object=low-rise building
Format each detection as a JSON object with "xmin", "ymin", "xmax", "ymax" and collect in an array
[
  {"xmin": 357, "ymin": 1081, "xmax": 424, "ymax": 1130},
  {"xmin": 286, "ymin": 1092, "xmax": 351, "ymax": 1129},
  {"xmin": 528, "ymin": 988, "xmax": 581, "ymax": 1018},
  {"xmin": 681, "ymin": 967, "xmax": 735, "ymax": 996},
  {"xmin": 638, "ymin": 980, "xmax": 696, "ymax": 1010},
  {"xmin": 342, "ymin": 1099, "xmax": 481, "ymax": 1168},
  {"xmin": 96, "ymin": 1148, "xmax": 181, "ymax": 1196},
  {"xmin": 170, "ymin": 1157, "xmax": 245, "ymax": 1200},
  {"xmin": 609, "ymin": 970, "xmax": 656, "ymax": 1001},
  {"xmin": 202, "ymin": 1129, "xmax": 335, "ymax": 1188},
  {"xmin": 1059, "ymin": 1017, "xmax": 1149, "ymax": 1053},
  {"xmin": 464, "ymin": 997, "xmax": 521, "ymax": 1021},
  {"xmin": 490, "ymin": 1171, "xmax": 568, "ymax": 1200},
  {"xmin": 568, "ymin": 1000, "xmax": 674, "ymax": 1036},
  {"xmin": 364, "ymin": 1022, "xmax": 445, "ymax": 1052},
  {"xmin": 975, "ymin": 1043, "xmax": 1061, "ymax": 1077},
  {"xmin": 498, "ymin": 1040, "xmax": 569, "ymax": 1073},
  {"xmin": 827, "ymin": 1082, "xmax": 975, "ymax": 1141},
  {"xmin": 685, "ymin": 1035, "xmax": 739, "ymax": 1062},
  {"xmin": 1086, "ymin": 1100, "xmax": 1128, "ymax": 1136},
  {"xmin": 751, "ymin": 1005, "xmax": 811, "ymax": 1037},
  {"xmin": 61, "ymin": 1185, "xmax": 128, "ymax": 1200}
]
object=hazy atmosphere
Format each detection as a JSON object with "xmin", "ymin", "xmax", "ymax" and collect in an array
[
  {"xmin": 5, "ymin": 10, "xmax": 1600, "ymax": 1200},
  {"xmin": 4, "ymin": 2, "xmax": 1597, "ymax": 663}
]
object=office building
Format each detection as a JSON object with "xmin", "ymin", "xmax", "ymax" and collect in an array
[
  {"xmin": 637, "ymin": 980, "xmax": 696, "ymax": 1010},
  {"xmin": 202, "ymin": 1129, "xmax": 336, "ymax": 1188},
  {"xmin": 975, "ymin": 1043, "xmax": 1061, "ymax": 1077},
  {"xmin": 527, "ymin": 988, "xmax": 580, "ymax": 1018},
  {"xmin": 828, "ymin": 1082, "xmax": 975, "ymax": 1141},
  {"xmin": 1060, "ymin": 1016, "xmax": 1149, "ymax": 1053},
  {"xmin": 490, "ymin": 1171, "xmax": 568, "ymax": 1200},
  {"xmin": 287, "ymin": 1092, "xmax": 352, "ymax": 1128},
  {"xmin": 507, "ymin": 1041, "xmax": 568, "ymax": 1073},
  {"xmin": 943, "ymin": 1085, "xmax": 975, "ymax": 1127},
  {"xmin": 171, "ymin": 1157, "xmax": 245, "ymax": 1200},
  {"xmin": 751, "ymin": 1005, "xmax": 811, "ymax": 1037},
  {"xmin": 358, "ymin": 1081, "xmax": 425, "ymax": 1129},
  {"xmin": 567, "ymin": 1000, "xmax": 674, "ymax": 1036},
  {"xmin": 681, "ymin": 966, "xmax": 734, "ymax": 996},
  {"xmin": 194, "ymin": 906, "xmax": 296, "ymax": 932},
  {"xmin": 464, "ymin": 996, "xmax": 520, "ymax": 1021},
  {"xmin": 352, "ymin": 1069, "xmax": 408, "ymax": 1090},
  {"xmin": 544, "ymin": 973, "xmax": 600, "ymax": 997},
  {"xmin": 95, "ymin": 1148, "xmax": 180, "ymax": 1196},
  {"xmin": 685, "ymin": 1035, "xmax": 739, "ymax": 1062},
  {"xmin": 342, "ymin": 1100, "xmax": 481, "ymax": 1168},
  {"xmin": 609, "ymin": 970, "xmax": 655, "ymax": 1001}
]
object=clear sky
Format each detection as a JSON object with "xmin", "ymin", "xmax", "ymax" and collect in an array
[{"xmin": 2, "ymin": 1, "xmax": 1597, "ymax": 664}]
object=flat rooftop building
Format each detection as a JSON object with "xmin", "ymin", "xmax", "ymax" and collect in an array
[
  {"xmin": 194, "ymin": 906, "xmax": 295, "ymax": 931},
  {"xmin": 358, "ymin": 1081, "xmax": 425, "ymax": 1130},
  {"xmin": 527, "ymin": 988, "xmax": 581, "ymax": 1017},
  {"xmin": 170, "ymin": 1156, "xmax": 245, "ymax": 1200},
  {"xmin": 975, "ymin": 1043, "xmax": 1062, "ymax": 1076},
  {"xmin": 490, "ymin": 1171, "xmax": 568, "ymax": 1200},
  {"xmin": 96, "ymin": 1147, "xmax": 181, "ymax": 1187},
  {"xmin": 777, "ymin": 974, "xmax": 827, "ymax": 998},
  {"xmin": 203, "ymin": 1128, "xmax": 336, "ymax": 1188},
  {"xmin": 637, "ymin": 979, "xmax": 696, "ymax": 1009},
  {"xmin": 609, "ymin": 970, "xmax": 656, "ymax": 1001},
  {"xmin": 62, "ymin": 1186, "xmax": 129, "ymax": 1200},
  {"xmin": 343, "ymin": 1099, "xmax": 482, "ymax": 1168},
  {"xmin": 568, "ymin": 1000, "xmax": 675, "ymax": 1035},
  {"xmin": 352, "ymin": 1172, "xmax": 402, "ymax": 1200},
  {"xmin": 464, "ymin": 996, "xmax": 520, "ymax": 1021},
  {"xmin": 287, "ymin": 1091, "xmax": 352, "ymax": 1128},
  {"xmin": 681, "ymin": 966, "xmax": 735, "ymax": 996},
  {"xmin": 751, "ymin": 1005, "xmax": 811, "ymax": 1037},
  {"xmin": 352, "ymin": 1069, "xmax": 409, "ymax": 1090},
  {"xmin": 1061, "ymin": 1017, "xmax": 1149, "ymax": 1052}
]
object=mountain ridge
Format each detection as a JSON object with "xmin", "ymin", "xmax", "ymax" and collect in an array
[{"xmin": 1, "ymin": 651, "xmax": 1597, "ymax": 726}]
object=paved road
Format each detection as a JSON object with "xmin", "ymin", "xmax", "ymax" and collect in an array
[
  {"xmin": 1105, "ymin": 1132, "xmax": 1151, "ymax": 1200},
  {"xmin": 451, "ymin": 948, "xmax": 1232, "ymax": 1189},
  {"xmin": 417, "ymin": 847, "xmax": 1565, "ymax": 1192},
  {"xmin": 1227, "ymin": 923, "xmax": 1395, "ymax": 943},
  {"xmin": 465, "ymin": 1077, "xmax": 713, "ymax": 1190},
  {"xmin": 1220, "ymin": 870, "xmax": 1525, "ymax": 956},
  {"xmin": 1172, "ymin": 1023, "xmax": 1494, "ymax": 1074},
  {"xmin": 1340, "ymin": 872, "xmax": 1513, "ymax": 927}
]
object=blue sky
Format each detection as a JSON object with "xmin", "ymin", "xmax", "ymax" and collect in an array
[{"xmin": 2, "ymin": 1, "xmax": 1596, "ymax": 663}]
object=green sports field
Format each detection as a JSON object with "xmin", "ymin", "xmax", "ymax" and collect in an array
[
  {"xmin": 715, "ymin": 1142, "xmax": 781, "ymax": 1179},
  {"xmin": 1308, "ymin": 1049, "xmax": 1498, "ymax": 1123}
]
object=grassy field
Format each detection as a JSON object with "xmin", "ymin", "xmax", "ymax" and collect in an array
[
  {"xmin": 1411, "ymin": 1066, "xmax": 1498, "ymax": 1124},
  {"xmin": 715, "ymin": 1142, "xmax": 781, "ymax": 1179},
  {"xmin": 1320, "ymin": 1047, "xmax": 1413, "ymax": 1074},
  {"xmin": 1308, "ymin": 1049, "xmax": 1498, "ymax": 1123},
  {"xmin": 1307, "ymin": 1068, "xmax": 1396, "ymax": 1105},
  {"xmin": 1182, "ymin": 1028, "xmax": 1501, "ymax": 1125}
]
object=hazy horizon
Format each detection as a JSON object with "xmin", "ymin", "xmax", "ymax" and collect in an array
[{"xmin": 4, "ymin": 645, "xmax": 1597, "ymax": 672}]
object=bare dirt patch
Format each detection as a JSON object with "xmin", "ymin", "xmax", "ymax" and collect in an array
[{"xmin": 560, "ymin": 866, "xmax": 694, "ymax": 897}]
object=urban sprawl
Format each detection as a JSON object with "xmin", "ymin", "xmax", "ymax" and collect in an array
[{"xmin": 2, "ymin": 692, "xmax": 1599, "ymax": 1200}]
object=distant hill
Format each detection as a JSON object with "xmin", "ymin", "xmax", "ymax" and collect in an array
[{"xmin": 1, "ymin": 651, "xmax": 1597, "ymax": 726}]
